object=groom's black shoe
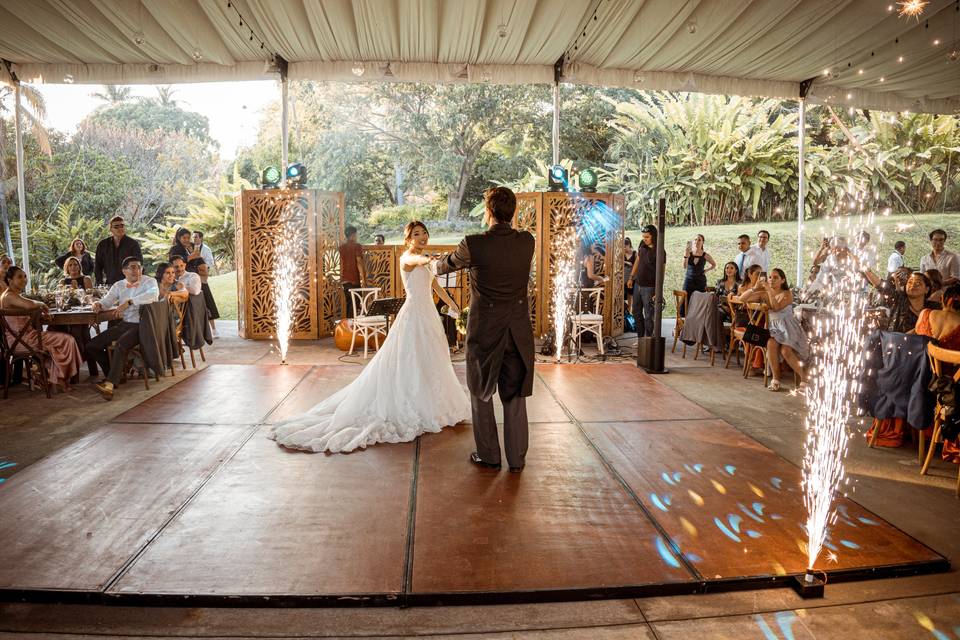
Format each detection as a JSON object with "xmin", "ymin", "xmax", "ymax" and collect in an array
[
  {"xmin": 469, "ymin": 452, "xmax": 501, "ymax": 470},
  {"xmin": 509, "ymin": 465, "xmax": 524, "ymax": 473}
]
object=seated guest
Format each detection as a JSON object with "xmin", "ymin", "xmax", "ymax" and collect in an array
[
  {"xmin": 156, "ymin": 262, "xmax": 188, "ymax": 303},
  {"xmin": 925, "ymin": 268, "xmax": 944, "ymax": 303},
  {"xmin": 743, "ymin": 268, "xmax": 808, "ymax": 392},
  {"xmin": 62, "ymin": 256, "xmax": 93, "ymax": 290},
  {"xmin": 170, "ymin": 255, "xmax": 201, "ymax": 295},
  {"xmin": 715, "ymin": 261, "xmax": 740, "ymax": 322},
  {"xmin": 735, "ymin": 264, "xmax": 763, "ymax": 299},
  {"xmin": 169, "ymin": 227, "xmax": 204, "ymax": 271},
  {"xmin": 0, "ymin": 254, "xmax": 12, "ymax": 295},
  {"xmin": 916, "ymin": 284, "xmax": 960, "ymax": 463},
  {"xmin": 85, "ymin": 257, "xmax": 159, "ymax": 400},
  {"xmin": 94, "ymin": 216, "xmax": 143, "ymax": 286},
  {"xmin": 55, "ymin": 238, "xmax": 94, "ymax": 276},
  {"xmin": 192, "ymin": 231, "xmax": 220, "ymax": 338},
  {"xmin": 861, "ymin": 265, "xmax": 935, "ymax": 332},
  {"xmin": 0, "ymin": 265, "xmax": 83, "ymax": 391}
]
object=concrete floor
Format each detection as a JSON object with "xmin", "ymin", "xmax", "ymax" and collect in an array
[{"xmin": 1, "ymin": 321, "xmax": 958, "ymax": 639}]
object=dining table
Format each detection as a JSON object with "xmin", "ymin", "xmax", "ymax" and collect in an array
[{"xmin": 45, "ymin": 307, "xmax": 112, "ymax": 380}]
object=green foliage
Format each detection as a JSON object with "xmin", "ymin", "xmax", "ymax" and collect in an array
[
  {"xmin": 86, "ymin": 97, "xmax": 212, "ymax": 144},
  {"xmin": 367, "ymin": 203, "xmax": 445, "ymax": 230}
]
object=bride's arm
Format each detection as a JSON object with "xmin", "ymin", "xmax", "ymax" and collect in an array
[
  {"xmin": 400, "ymin": 252, "xmax": 432, "ymax": 272},
  {"xmin": 432, "ymin": 278, "xmax": 458, "ymax": 313}
]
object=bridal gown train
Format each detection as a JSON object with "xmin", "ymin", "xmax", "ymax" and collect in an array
[{"xmin": 268, "ymin": 260, "xmax": 471, "ymax": 452}]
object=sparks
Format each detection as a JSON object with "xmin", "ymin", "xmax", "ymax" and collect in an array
[
  {"xmin": 896, "ymin": 0, "xmax": 928, "ymax": 19},
  {"xmin": 273, "ymin": 203, "xmax": 301, "ymax": 364},
  {"xmin": 802, "ymin": 213, "xmax": 879, "ymax": 571},
  {"xmin": 551, "ymin": 228, "xmax": 578, "ymax": 360}
]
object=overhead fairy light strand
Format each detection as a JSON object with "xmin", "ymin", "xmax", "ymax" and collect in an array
[{"xmin": 225, "ymin": 0, "xmax": 273, "ymax": 56}]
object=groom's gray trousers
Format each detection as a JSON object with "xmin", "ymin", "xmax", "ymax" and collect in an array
[{"xmin": 471, "ymin": 330, "xmax": 528, "ymax": 469}]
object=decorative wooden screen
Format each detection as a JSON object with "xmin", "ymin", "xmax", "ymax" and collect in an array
[{"xmin": 234, "ymin": 189, "xmax": 344, "ymax": 340}]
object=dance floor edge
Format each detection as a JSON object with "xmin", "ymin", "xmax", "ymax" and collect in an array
[{"xmin": 0, "ymin": 363, "xmax": 948, "ymax": 608}]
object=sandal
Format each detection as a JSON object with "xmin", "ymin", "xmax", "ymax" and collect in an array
[{"xmin": 767, "ymin": 380, "xmax": 781, "ymax": 392}]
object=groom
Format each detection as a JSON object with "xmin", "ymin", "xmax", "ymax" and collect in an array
[{"xmin": 436, "ymin": 187, "xmax": 535, "ymax": 473}]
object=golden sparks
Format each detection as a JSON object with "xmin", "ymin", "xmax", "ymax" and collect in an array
[{"xmin": 897, "ymin": 0, "xmax": 929, "ymax": 19}]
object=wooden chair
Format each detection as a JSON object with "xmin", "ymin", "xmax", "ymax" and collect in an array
[
  {"xmin": 349, "ymin": 287, "xmax": 387, "ymax": 358},
  {"xmin": 672, "ymin": 290, "xmax": 687, "ymax": 357},
  {"xmin": 0, "ymin": 308, "xmax": 53, "ymax": 399},
  {"xmin": 724, "ymin": 298, "xmax": 746, "ymax": 369},
  {"xmin": 171, "ymin": 298, "xmax": 190, "ymax": 369},
  {"xmin": 921, "ymin": 343, "xmax": 960, "ymax": 496},
  {"xmin": 571, "ymin": 287, "xmax": 605, "ymax": 356},
  {"xmin": 108, "ymin": 342, "xmax": 154, "ymax": 390},
  {"xmin": 742, "ymin": 302, "xmax": 770, "ymax": 385}
]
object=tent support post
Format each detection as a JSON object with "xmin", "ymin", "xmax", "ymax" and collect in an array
[
  {"xmin": 551, "ymin": 82, "xmax": 560, "ymax": 166},
  {"xmin": 796, "ymin": 97, "xmax": 806, "ymax": 286},
  {"xmin": 13, "ymin": 81, "xmax": 31, "ymax": 290},
  {"xmin": 280, "ymin": 75, "xmax": 289, "ymax": 185}
]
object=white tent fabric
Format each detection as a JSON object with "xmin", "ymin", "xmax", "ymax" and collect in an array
[{"xmin": 1, "ymin": 0, "xmax": 959, "ymax": 113}]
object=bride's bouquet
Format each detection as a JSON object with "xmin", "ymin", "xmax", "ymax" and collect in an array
[{"xmin": 455, "ymin": 306, "xmax": 469, "ymax": 335}]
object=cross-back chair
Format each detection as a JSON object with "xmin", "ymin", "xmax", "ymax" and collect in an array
[
  {"xmin": 0, "ymin": 308, "xmax": 53, "ymax": 398},
  {"xmin": 921, "ymin": 342, "xmax": 960, "ymax": 496}
]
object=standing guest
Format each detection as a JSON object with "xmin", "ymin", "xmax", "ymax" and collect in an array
[
  {"xmin": 628, "ymin": 225, "xmax": 660, "ymax": 337},
  {"xmin": 339, "ymin": 225, "xmax": 366, "ymax": 318},
  {"xmin": 887, "ymin": 240, "xmax": 906, "ymax": 274},
  {"xmin": 169, "ymin": 228, "xmax": 204, "ymax": 270},
  {"xmin": 86, "ymin": 257, "xmax": 159, "ymax": 400},
  {"xmin": 920, "ymin": 228, "xmax": 960, "ymax": 286},
  {"xmin": 55, "ymin": 238, "xmax": 94, "ymax": 276},
  {"xmin": 1, "ymin": 266, "xmax": 83, "ymax": 391},
  {"xmin": 855, "ymin": 231, "xmax": 876, "ymax": 270},
  {"xmin": 62, "ymin": 257, "xmax": 93, "ymax": 290},
  {"xmin": 374, "ymin": 234, "xmax": 385, "ymax": 245},
  {"xmin": 715, "ymin": 261, "xmax": 740, "ymax": 323},
  {"xmin": 94, "ymin": 216, "xmax": 143, "ymax": 286},
  {"xmin": 623, "ymin": 237, "xmax": 637, "ymax": 313},
  {"xmin": 733, "ymin": 234, "xmax": 756, "ymax": 276},
  {"xmin": 753, "ymin": 229, "xmax": 771, "ymax": 273},
  {"xmin": 580, "ymin": 241, "xmax": 606, "ymax": 288},
  {"xmin": 0, "ymin": 254, "xmax": 13, "ymax": 296},
  {"xmin": 682, "ymin": 234, "xmax": 716, "ymax": 298},
  {"xmin": 192, "ymin": 230, "xmax": 220, "ymax": 338}
]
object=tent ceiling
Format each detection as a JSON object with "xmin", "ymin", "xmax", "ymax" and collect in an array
[{"xmin": 0, "ymin": 0, "xmax": 958, "ymax": 113}]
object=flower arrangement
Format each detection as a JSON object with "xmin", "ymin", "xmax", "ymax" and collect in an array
[{"xmin": 455, "ymin": 306, "xmax": 469, "ymax": 335}]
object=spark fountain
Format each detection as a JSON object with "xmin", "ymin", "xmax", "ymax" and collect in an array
[
  {"xmin": 794, "ymin": 211, "xmax": 880, "ymax": 598},
  {"xmin": 272, "ymin": 202, "xmax": 302, "ymax": 364},
  {"xmin": 551, "ymin": 227, "xmax": 579, "ymax": 360}
]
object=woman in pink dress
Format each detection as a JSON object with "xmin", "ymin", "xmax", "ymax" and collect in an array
[{"xmin": 1, "ymin": 266, "xmax": 83, "ymax": 391}]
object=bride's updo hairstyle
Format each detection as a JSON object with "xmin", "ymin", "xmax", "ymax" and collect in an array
[{"xmin": 403, "ymin": 220, "xmax": 429, "ymax": 248}]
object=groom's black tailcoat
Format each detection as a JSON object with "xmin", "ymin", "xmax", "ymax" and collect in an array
[{"xmin": 437, "ymin": 223, "xmax": 535, "ymax": 401}]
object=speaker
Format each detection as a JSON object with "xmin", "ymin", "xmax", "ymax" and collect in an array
[{"xmin": 637, "ymin": 336, "xmax": 666, "ymax": 373}]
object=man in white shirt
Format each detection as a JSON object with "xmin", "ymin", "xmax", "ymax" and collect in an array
[
  {"xmin": 733, "ymin": 234, "xmax": 753, "ymax": 279},
  {"xmin": 887, "ymin": 240, "xmax": 906, "ymax": 274},
  {"xmin": 753, "ymin": 229, "xmax": 771, "ymax": 273},
  {"xmin": 171, "ymin": 255, "xmax": 202, "ymax": 295},
  {"xmin": 192, "ymin": 231, "xmax": 215, "ymax": 272},
  {"xmin": 920, "ymin": 228, "xmax": 960, "ymax": 285},
  {"xmin": 85, "ymin": 257, "xmax": 159, "ymax": 400}
]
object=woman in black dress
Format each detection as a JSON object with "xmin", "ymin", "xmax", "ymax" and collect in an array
[
  {"xmin": 681, "ymin": 234, "xmax": 716, "ymax": 314},
  {"xmin": 55, "ymin": 238, "xmax": 94, "ymax": 277},
  {"xmin": 623, "ymin": 237, "xmax": 637, "ymax": 316},
  {"xmin": 715, "ymin": 261, "xmax": 740, "ymax": 322},
  {"xmin": 62, "ymin": 256, "xmax": 93, "ymax": 289}
]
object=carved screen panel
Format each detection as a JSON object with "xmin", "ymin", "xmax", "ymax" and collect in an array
[
  {"xmin": 363, "ymin": 246, "xmax": 398, "ymax": 299},
  {"xmin": 316, "ymin": 191, "xmax": 345, "ymax": 337},
  {"xmin": 240, "ymin": 189, "xmax": 318, "ymax": 340},
  {"xmin": 515, "ymin": 193, "xmax": 541, "ymax": 334},
  {"xmin": 611, "ymin": 195, "xmax": 627, "ymax": 336},
  {"xmin": 234, "ymin": 195, "xmax": 246, "ymax": 337}
]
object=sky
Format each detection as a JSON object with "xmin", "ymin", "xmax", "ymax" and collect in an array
[{"xmin": 35, "ymin": 80, "xmax": 278, "ymax": 159}]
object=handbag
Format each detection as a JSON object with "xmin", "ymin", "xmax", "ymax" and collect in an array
[{"xmin": 743, "ymin": 323, "xmax": 770, "ymax": 346}]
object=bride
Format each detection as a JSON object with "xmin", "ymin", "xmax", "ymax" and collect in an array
[{"xmin": 268, "ymin": 220, "xmax": 471, "ymax": 452}]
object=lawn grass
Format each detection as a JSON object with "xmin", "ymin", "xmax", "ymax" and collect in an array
[{"xmin": 213, "ymin": 211, "xmax": 960, "ymax": 321}]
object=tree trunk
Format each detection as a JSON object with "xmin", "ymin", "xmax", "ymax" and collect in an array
[
  {"xmin": 0, "ymin": 193, "xmax": 13, "ymax": 258},
  {"xmin": 446, "ymin": 153, "xmax": 477, "ymax": 221}
]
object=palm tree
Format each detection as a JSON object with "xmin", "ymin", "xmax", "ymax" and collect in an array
[
  {"xmin": 155, "ymin": 86, "xmax": 178, "ymax": 107},
  {"xmin": 0, "ymin": 83, "xmax": 52, "ymax": 256},
  {"xmin": 91, "ymin": 84, "xmax": 132, "ymax": 105}
]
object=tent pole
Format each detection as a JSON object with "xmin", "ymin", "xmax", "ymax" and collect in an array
[
  {"xmin": 551, "ymin": 82, "xmax": 560, "ymax": 166},
  {"xmin": 13, "ymin": 81, "xmax": 31, "ymax": 290},
  {"xmin": 796, "ymin": 97, "xmax": 806, "ymax": 287},
  {"xmin": 280, "ymin": 76, "xmax": 289, "ymax": 185}
]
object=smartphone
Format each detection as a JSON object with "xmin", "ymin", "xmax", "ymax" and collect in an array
[{"xmin": 759, "ymin": 272, "xmax": 768, "ymax": 282}]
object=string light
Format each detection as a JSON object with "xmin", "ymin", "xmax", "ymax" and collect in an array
[{"xmin": 224, "ymin": 0, "xmax": 272, "ymax": 56}]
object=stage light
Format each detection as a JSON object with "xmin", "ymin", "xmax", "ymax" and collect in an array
[
  {"xmin": 261, "ymin": 165, "xmax": 281, "ymax": 189},
  {"xmin": 548, "ymin": 164, "xmax": 568, "ymax": 191},
  {"xmin": 579, "ymin": 168, "xmax": 598, "ymax": 192},
  {"xmin": 286, "ymin": 162, "xmax": 307, "ymax": 188}
]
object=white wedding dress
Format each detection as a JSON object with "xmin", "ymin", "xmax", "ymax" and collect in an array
[{"xmin": 268, "ymin": 259, "xmax": 471, "ymax": 452}]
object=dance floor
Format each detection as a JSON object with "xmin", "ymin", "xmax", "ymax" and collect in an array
[{"xmin": 0, "ymin": 363, "xmax": 947, "ymax": 606}]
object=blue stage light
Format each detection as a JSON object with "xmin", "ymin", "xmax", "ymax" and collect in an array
[
  {"xmin": 548, "ymin": 164, "xmax": 568, "ymax": 191},
  {"xmin": 286, "ymin": 162, "xmax": 307, "ymax": 188}
]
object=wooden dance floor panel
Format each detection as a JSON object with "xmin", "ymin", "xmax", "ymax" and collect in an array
[{"xmin": 0, "ymin": 363, "xmax": 947, "ymax": 607}]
